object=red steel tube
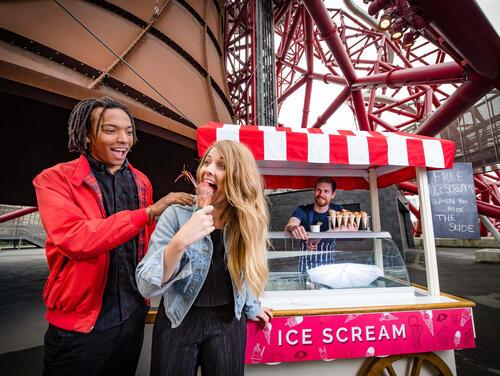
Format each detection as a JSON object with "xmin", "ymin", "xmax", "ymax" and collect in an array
[
  {"xmin": 312, "ymin": 86, "xmax": 350, "ymax": 128},
  {"xmin": 303, "ymin": 0, "xmax": 357, "ymax": 84},
  {"xmin": 0, "ymin": 207, "xmax": 38, "ymax": 223},
  {"xmin": 353, "ymin": 62, "xmax": 464, "ymax": 88},
  {"xmin": 416, "ymin": 80, "xmax": 493, "ymax": 136},
  {"xmin": 351, "ymin": 90, "xmax": 371, "ymax": 130},
  {"xmin": 368, "ymin": 113, "xmax": 399, "ymax": 132},
  {"xmin": 278, "ymin": 75, "xmax": 307, "ymax": 104},
  {"xmin": 302, "ymin": 11, "xmax": 315, "ymax": 128},
  {"xmin": 280, "ymin": 61, "xmax": 346, "ymax": 85},
  {"xmin": 408, "ymin": 201, "xmax": 421, "ymax": 219}
]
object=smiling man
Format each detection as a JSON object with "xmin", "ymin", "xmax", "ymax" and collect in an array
[
  {"xmin": 33, "ymin": 97, "xmax": 193, "ymax": 376},
  {"xmin": 284, "ymin": 177, "xmax": 343, "ymax": 272}
]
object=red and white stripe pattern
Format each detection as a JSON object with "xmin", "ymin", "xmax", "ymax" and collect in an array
[{"xmin": 197, "ymin": 123, "xmax": 455, "ymax": 189}]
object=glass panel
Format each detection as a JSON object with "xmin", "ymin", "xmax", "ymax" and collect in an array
[{"xmin": 266, "ymin": 235, "xmax": 410, "ymax": 292}]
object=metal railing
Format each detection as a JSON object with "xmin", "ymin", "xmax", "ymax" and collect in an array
[{"xmin": 0, "ymin": 205, "xmax": 46, "ymax": 248}]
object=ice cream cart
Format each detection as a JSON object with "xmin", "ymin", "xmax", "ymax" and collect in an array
[{"xmin": 196, "ymin": 122, "xmax": 476, "ymax": 376}]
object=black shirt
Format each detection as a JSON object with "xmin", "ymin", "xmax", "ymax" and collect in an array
[
  {"xmin": 86, "ymin": 155, "xmax": 144, "ymax": 331},
  {"xmin": 193, "ymin": 229, "xmax": 234, "ymax": 307}
]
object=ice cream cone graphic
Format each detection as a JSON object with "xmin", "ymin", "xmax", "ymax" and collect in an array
[
  {"xmin": 251, "ymin": 343, "xmax": 265, "ymax": 364},
  {"xmin": 460, "ymin": 308, "xmax": 472, "ymax": 327},
  {"xmin": 345, "ymin": 314, "xmax": 361, "ymax": 323},
  {"xmin": 285, "ymin": 316, "xmax": 303, "ymax": 328},
  {"xmin": 263, "ymin": 323, "xmax": 272, "ymax": 345},
  {"xmin": 454, "ymin": 331, "xmax": 461, "ymax": 347},
  {"xmin": 379, "ymin": 312, "xmax": 398, "ymax": 321},
  {"xmin": 319, "ymin": 346, "xmax": 334, "ymax": 361},
  {"xmin": 420, "ymin": 310, "xmax": 434, "ymax": 336}
]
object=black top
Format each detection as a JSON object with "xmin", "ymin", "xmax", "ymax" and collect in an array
[
  {"xmin": 193, "ymin": 229, "xmax": 234, "ymax": 307},
  {"xmin": 86, "ymin": 155, "xmax": 144, "ymax": 331}
]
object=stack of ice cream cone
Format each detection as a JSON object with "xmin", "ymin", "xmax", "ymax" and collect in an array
[{"xmin": 325, "ymin": 209, "xmax": 369, "ymax": 231}]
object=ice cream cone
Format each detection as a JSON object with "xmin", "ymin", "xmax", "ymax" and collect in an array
[
  {"xmin": 361, "ymin": 211, "xmax": 368, "ymax": 230},
  {"xmin": 342, "ymin": 213, "xmax": 348, "ymax": 226},
  {"xmin": 348, "ymin": 213, "xmax": 355, "ymax": 226},
  {"xmin": 196, "ymin": 182, "xmax": 214, "ymax": 208},
  {"xmin": 355, "ymin": 213, "xmax": 361, "ymax": 229},
  {"xmin": 336, "ymin": 213, "xmax": 342, "ymax": 228},
  {"xmin": 330, "ymin": 213, "xmax": 336, "ymax": 229}
]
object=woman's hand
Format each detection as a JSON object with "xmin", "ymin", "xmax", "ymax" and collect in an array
[
  {"xmin": 251, "ymin": 307, "xmax": 273, "ymax": 327},
  {"xmin": 172, "ymin": 205, "xmax": 215, "ymax": 249},
  {"xmin": 162, "ymin": 205, "xmax": 215, "ymax": 283}
]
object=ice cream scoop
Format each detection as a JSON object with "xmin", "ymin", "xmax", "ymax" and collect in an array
[{"xmin": 196, "ymin": 182, "xmax": 214, "ymax": 208}]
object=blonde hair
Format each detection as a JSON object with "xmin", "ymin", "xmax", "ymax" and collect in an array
[{"xmin": 197, "ymin": 140, "xmax": 269, "ymax": 297}]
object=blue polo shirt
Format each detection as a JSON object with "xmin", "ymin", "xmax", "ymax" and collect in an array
[
  {"xmin": 291, "ymin": 203, "xmax": 343, "ymax": 273},
  {"xmin": 292, "ymin": 203, "xmax": 343, "ymax": 231}
]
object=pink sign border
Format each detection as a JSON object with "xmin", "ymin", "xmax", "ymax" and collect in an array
[{"xmin": 245, "ymin": 307, "xmax": 475, "ymax": 364}]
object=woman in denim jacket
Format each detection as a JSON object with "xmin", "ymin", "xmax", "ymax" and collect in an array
[{"xmin": 136, "ymin": 140, "xmax": 272, "ymax": 375}]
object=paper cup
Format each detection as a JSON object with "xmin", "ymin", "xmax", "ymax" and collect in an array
[{"xmin": 310, "ymin": 225, "xmax": 320, "ymax": 233}]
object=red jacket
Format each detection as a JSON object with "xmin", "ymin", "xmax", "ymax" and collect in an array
[{"xmin": 33, "ymin": 156, "xmax": 155, "ymax": 333}]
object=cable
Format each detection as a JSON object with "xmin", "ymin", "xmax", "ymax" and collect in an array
[{"xmin": 54, "ymin": 0, "xmax": 195, "ymax": 125}]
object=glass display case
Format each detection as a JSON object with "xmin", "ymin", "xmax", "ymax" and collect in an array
[{"xmin": 262, "ymin": 231, "xmax": 414, "ymax": 311}]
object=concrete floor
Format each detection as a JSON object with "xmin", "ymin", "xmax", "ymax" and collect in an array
[{"xmin": 0, "ymin": 247, "xmax": 499, "ymax": 375}]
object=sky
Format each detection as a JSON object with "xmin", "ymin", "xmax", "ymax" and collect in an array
[{"xmin": 276, "ymin": 0, "xmax": 499, "ymax": 131}]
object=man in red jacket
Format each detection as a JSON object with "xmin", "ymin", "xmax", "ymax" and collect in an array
[{"xmin": 33, "ymin": 97, "xmax": 193, "ymax": 376}]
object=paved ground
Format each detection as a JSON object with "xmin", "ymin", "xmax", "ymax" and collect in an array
[
  {"xmin": 0, "ymin": 246, "xmax": 498, "ymax": 375},
  {"xmin": 405, "ymin": 247, "xmax": 500, "ymax": 376}
]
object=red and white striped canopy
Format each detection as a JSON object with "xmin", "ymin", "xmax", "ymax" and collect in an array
[{"xmin": 197, "ymin": 122, "xmax": 456, "ymax": 190}]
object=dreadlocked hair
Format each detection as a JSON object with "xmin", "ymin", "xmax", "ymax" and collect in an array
[{"xmin": 67, "ymin": 97, "xmax": 138, "ymax": 153}]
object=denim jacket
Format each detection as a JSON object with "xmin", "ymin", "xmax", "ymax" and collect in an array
[{"xmin": 136, "ymin": 204, "xmax": 261, "ymax": 328}]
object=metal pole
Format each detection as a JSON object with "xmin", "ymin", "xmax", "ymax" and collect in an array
[
  {"xmin": 0, "ymin": 207, "xmax": 38, "ymax": 223},
  {"xmin": 415, "ymin": 167, "xmax": 440, "ymax": 296},
  {"xmin": 369, "ymin": 169, "xmax": 383, "ymax": 271}
]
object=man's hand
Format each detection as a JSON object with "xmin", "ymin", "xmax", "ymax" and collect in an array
[
  {"xmin": 148, "ymin": 192, "xmax": 195, "ymax": 218},
  {"xmin": 251, "ymin": 307, "xmax": 273, "ymax": 327},
  {"xmin": 288, "ymin": 224, "xmax": 308, "ymax": 240},
  {"xmin": 306, "ymin": 239, "xmax": 320, "ymax": 251}
]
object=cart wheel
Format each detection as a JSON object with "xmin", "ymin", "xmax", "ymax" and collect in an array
[{"xmin": 359, "ymin": 352, "xmax": 453, "ymax": 376}]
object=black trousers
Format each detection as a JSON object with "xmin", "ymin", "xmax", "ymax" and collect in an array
[
  {"xmin": 151, "ymin": 300, "xmax": 246, "ymax": 376},
  {"xmin": 43, "ymin": 305, "xmax": 148, "ymax": 376}
]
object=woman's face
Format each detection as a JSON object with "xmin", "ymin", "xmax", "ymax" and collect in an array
[{"xmin": 199, "ymin": 148, "xmax": 227, "ymax": 206}]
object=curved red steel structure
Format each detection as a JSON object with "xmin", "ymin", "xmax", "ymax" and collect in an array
[
  {"xmin": 0, "ymin": 0, "xmax": 498, "ymax": 233},
  {"xmin": 224, "ymin": 0, "xmax": 500, "ymax": 232}
]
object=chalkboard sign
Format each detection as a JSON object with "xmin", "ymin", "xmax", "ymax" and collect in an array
[{"xmin": 427, "ymin": 163, "xmax": 480, "ymax": 239}]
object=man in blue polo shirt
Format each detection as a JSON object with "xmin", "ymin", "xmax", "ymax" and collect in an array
[{"xmin": 284, "ymin": 177, "xmax": 342, "ymax": 272}]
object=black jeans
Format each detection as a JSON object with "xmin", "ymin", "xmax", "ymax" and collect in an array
[
  {"xmin": 43, "ymin": 305, "xmax": 148, "ymax": 376},
  {"xmin": 151, "ymin": 300, "xmax": 246, "ymax": 376}
]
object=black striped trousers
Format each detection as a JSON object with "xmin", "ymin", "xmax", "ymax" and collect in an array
[{"xmin": 151, "ymin": 300, "xmax": 246, "ymax": 376}]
